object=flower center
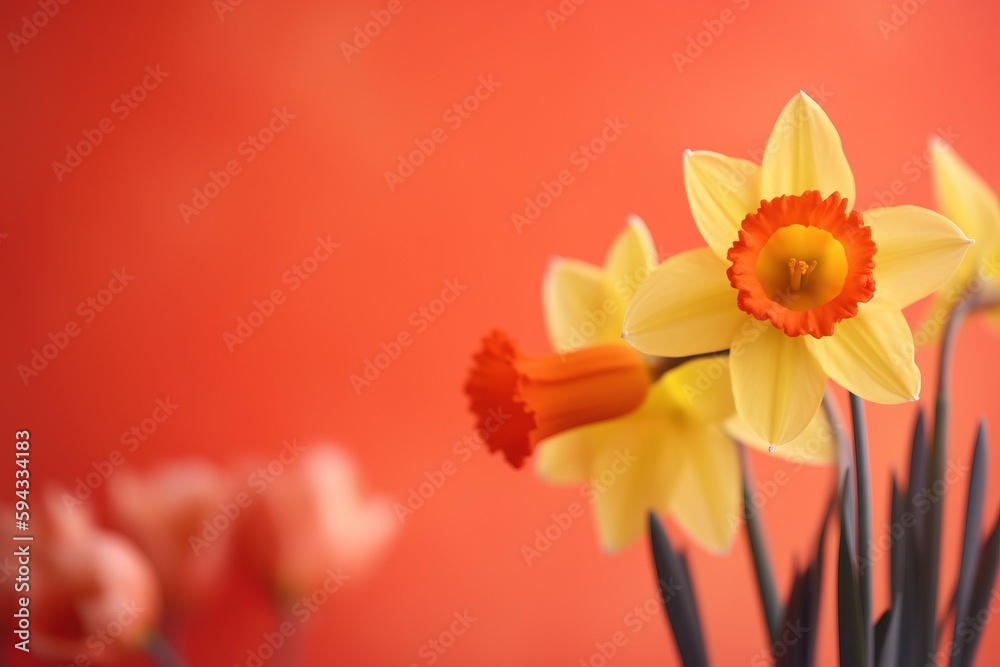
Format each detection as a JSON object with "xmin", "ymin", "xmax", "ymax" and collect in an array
[{"xmin": 727, "ymin": 191, "xmax": 876, "ymax": 338}]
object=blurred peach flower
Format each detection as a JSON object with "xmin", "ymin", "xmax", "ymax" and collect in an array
[
  {"xmin": 11, "ymin": 494, "xmax": 161, "ymax": 663},
  {"xmin": 108, "ymin": 460, "xmax": 233, "ymax": 613},
  {"xmin": 242, "ymin": 445, "xmax": 397, "ymax": 601}
]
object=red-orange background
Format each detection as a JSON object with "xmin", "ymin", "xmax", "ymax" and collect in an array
[{"xmin": 2, "ymin": 0, "xmax": 999, "ymax": 665}]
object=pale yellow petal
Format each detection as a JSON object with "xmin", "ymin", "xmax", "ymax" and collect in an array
[
  {"xmin": 930, "ymin": 137, "xmax": 1000, "ymax": 255},
  {"xmin": 806, "ymin": 305, "xmax": 919, "ymax": 404},
  {"xmin": 623, "ymin": 248, "xmax": 745, "ymax": 357},
  {"xmin": 588, "ymin": 428, "xmax": 683, "ymax": 552},
  {"xmin": 684, "ymin": 150, "xmax": 761, "ymax": 261},
  {"xmin": 760, "ymin": 92, "xmax": 856, "ymax": 206},
  {"xmin": 603, "ymin": 215, "xmax": 658, "ymax": 296},
  {"xmin": 668, "ymin": 425, "xmax": 741, "ymax": 553},
  {"xmin": 863, "ymin": 205, "xmax": 972, "ymax": 308},
  {"xmin": 534, "ymin": 422, "xmax": 612, "ymax": 484},
  {"xmin": 730, "ymin": 326, "xmax": 826, "ymax": 445},
  {"xmin": 662, "ymin": 356, "xmax": 735, "ymax": 423},
  {"xmin": 728, "ymin": 405, "xmax": 836, "ymax": 465},
  {"xmin": 542, "ymin": 258, "xmax": 620, "ymax": 352}
]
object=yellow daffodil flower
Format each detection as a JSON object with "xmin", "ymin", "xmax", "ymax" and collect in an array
[
  {"xmin": 928, "ymin": 138, "xmax": 1000, "ymax": 326},
  {"xmin": 622, "ymin": 92, "xmax": 972, "ymax": 445},
  {"xmin": 467, "ymin": 219, "xmax": 833, "ymax": 552}
]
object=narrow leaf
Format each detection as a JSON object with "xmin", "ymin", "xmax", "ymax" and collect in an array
[
  {"xmin": 958, "ymin": 507, "xmax": 1000, "ymax": 667},
  {"xmin": 775, "ymin": 569, "xmax": 808, "ymax": 667},
  {"xmin": 875, "ymin": 598, "xmax": 901, "ymax": 667},
  {"xmin": 949, "ymin": 422, "xmax": 988, "ymax": 667},
  {"xmin": 648, "ymin": 513, "xmax": 710, "ymax": 667},
  {"xmin": 897, "ymin": 527, "xmax": 924, "ymax": 667},
  {"xmin": 889, "ymin": 476, "xmax": 904, "ymax": 607},
  {"xmin": 906, "ymin": 409, "xmax": 928, "ymax": 535},
  {"xmin": 839, "ymin": 474, "xmax": 865, "ymax": 667}
]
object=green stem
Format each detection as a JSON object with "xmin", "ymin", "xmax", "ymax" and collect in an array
[
  {"xmin": 822, "ymin": 391, "xmax": 853, "ymax": 494},
  {"xmin": 849, "ymin": 393, "xmax": 873, "ymax": 667},
  {"xmin": 740, "ymin": 445, "xmax": 783, "ymax": 649},
  {"xmin": 923, "ymin": 294, "xmax": 974, "ymax": 657}
]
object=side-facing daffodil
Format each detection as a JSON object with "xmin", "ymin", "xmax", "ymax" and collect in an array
[
  {"xmin": 466, "ymin": 219, "xmax": 834, "ymax": 552},
  {"xmin": 928, "ymin": 138, "xmax": 1000, "ymax": 326},
  {"xmin": 622, "ymin": 92, "xmax": 972, "ymax": 445}
]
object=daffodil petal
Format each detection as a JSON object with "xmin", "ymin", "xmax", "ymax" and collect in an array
[
  {"xmin": 668, "ymin": 425, "xmax": 741, "ymax": 553},
  {"xmin": 685, "ymin": 150, "xmax": 761, "ymax": 261},
  {"xmin": 730, "ymin": 326, "xmax": 826, "ymax": 445},
  {"xmin": 663, "ymin": 356, "xmax": 735, "ymax": 423},
  {"xmin": 760, "ymin": 92, "xmax": 856, "ymax": 207},
  {"xmin": 604, "ymin": 215, "xmax": 658, "ymax": 296},
  {"xmin": 535, "ymin": 403, "xmax": 686, "ymax": 552},
  {"xmin": 728, "ymin": 405, "xmax": 836, "ymax": 465},
  {"xmin": 807, "ymin": 305, "xmax": 919, "ymax": 404},
  {"xmin": 929, "ymin": 137, "xmax": 1000, "ymax": 254},
  {"xmin": 864, "ymin": 205, "xmax": 972, "ymax": 308},
  {"xmin": 535, "ymin": 420, "xmax": 617, "ymax": 484},
  {"xmin": 542, "ymin": 258, "xmax": 620, "ymax": 352},
  {"xmin": 623, "ymin": 248, "xmax": 745, "ymax": 357}
]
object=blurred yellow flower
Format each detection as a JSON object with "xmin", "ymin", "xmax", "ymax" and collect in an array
[
  {"xmin": 543, "ymin": 214, "xmax": 657, "ymax": 353},
  {"xmin": 533, "ymin": 219, "xmax": 834, "ymax": 552},
  {"xmin": 928, "ymin": 138, "xmax": 1000, "ymax": 326},
  {"xmin": 623, "ymin": 92, "xmax": 972, "ymax": 445}
]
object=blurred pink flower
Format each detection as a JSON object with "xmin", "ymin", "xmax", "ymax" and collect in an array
[
  {"xmin": 108, "ymin": 460, "xmax": 233, "ymax": 612},
  {"xmin": 241, "ymin": 444, "xmax": 397, "ymax": 600},
  {"xmin": 7, "ymin": 494, "xmax": 161, "ymax": 663}
]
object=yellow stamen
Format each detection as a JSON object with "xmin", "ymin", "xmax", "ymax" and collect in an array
[{"xmin": 787, "ymin": 258, "xmax": 817, "ymax": 292}]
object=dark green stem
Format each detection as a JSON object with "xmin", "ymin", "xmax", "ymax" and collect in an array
[
  {"xmin": 923, "ymin": 294, "xmax": 974, "ymax": 657},
  {"xmin": 740, "ymin": 445, "xmax": 783, "ymax": 648},
  {"xmin": 849, "ymin": 393, "xmax": 873, "ymax": 667}
]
